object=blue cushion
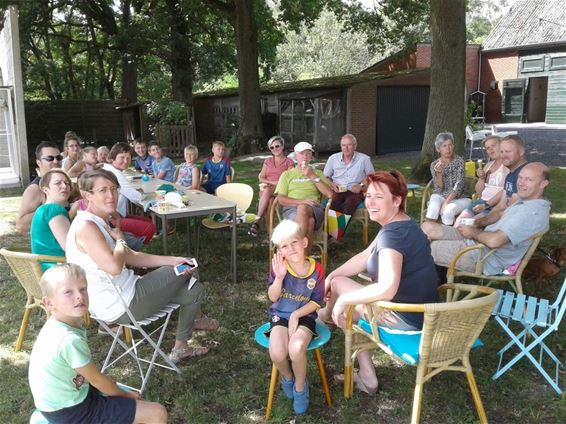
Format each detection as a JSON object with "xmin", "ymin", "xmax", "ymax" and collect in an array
[
  {"xmin": 358, "ymin": 319, "xmax": 483, "ymax": 365},
  {"xmin": 254, "ymin": 321, "xmax": 331, "ymax": 351}
]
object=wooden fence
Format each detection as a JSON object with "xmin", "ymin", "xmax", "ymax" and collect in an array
[{"xmin": 155, "ymin": 124, "xmax": 194, "ymax": 158}]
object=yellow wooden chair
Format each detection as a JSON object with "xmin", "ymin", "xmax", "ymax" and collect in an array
[
  {"xmin": 446, "ymin": 230, "xmax": 547, "ymax": 294},
  {"xmin": 343, "ymin": 283, "xmax": 498, "ymax": 424},
  {"xmin": 268, "ymin": 197, "xmax": 331, "ymax": 271},
  {"xmin": 0, "ymin": 248, "xmax": 66, "ymax": 351}
]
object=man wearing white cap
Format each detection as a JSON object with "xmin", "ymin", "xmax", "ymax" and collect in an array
[{"xmin": 275, "ymin": 142, "xmax": 333, "ymax": 254}]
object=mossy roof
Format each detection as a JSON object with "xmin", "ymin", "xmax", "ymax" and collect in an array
[{"xmin": 194, "ymin": 68, "xmax": 428, "ymax": 99}]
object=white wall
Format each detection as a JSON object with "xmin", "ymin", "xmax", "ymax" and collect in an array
[{"xmin": 0, "ymin": 5, "xmax": 29, "ymax": 186}]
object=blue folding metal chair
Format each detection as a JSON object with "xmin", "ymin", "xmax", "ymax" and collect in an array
[{"xmin": 491, "ymin": 277, "xmax": 566, "ymax": 394}]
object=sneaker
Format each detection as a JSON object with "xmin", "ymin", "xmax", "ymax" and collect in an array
[
  {"xmin": 281, "ymin": 375, "xmax": 295, "ymax": 399},
  {"xmin": 293, "ymin": 381, "xmax": 310, "ymax": 414}
]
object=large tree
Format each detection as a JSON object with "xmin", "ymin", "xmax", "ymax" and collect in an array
[{"xmin": 413, "ymin": 0, "xmax": 467, "ymax": 180}]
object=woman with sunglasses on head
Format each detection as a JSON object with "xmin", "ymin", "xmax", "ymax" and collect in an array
[
  {"xmin": 31, "ymin": 169, "xmax": 73, "ymax": 271},
  {"xmin": 249, "ymin": 136, "xmax": 294, "ymax": 237},
  {"xmin": 66, "ymin": 169, "xmax": 210, "ymax": 363},
  {"xmin": 62, "ymin": 132, "xmax": 82, "ymax": 174},
  {"xmin": 317, "ymin": 170, "xmax": 439, "ymax": 395}
]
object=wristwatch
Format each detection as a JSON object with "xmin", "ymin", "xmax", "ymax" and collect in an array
[{"xmin": 312, "ymin": 177, "xmax": 321, "ymax": 183}]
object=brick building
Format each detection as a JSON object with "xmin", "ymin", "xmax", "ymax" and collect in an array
[{"xmin": 193, "ymin": 0, "xmax": 566, "ymax": 156}]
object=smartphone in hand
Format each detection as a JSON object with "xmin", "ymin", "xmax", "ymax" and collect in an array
[{"xmin": 174, "ymin": 259, "xmax": 198, "ymax": 276}]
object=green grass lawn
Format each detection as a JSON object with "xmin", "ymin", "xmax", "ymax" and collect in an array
[{"xmin": 0, "ymin": 157, "xmax": 565, "ymax": 423}]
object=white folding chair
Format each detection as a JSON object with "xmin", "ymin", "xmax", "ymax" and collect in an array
[
  {"xmin": 91, "ymin": 278, "xmax": 181, "ymax": 394},
  {"xmin": 491, "ymin": 277, "xmax": 566, "ymax": 395}
]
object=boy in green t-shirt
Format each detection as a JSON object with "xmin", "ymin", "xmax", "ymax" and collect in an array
[{"xmin": 28, "ymin": 264, "xmax": 167, "ymax": 424}]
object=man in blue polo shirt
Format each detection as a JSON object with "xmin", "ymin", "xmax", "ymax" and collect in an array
[
  {"xmin": 474, "ymin": 134, "xmax": 527, "ymax": 228},
  {"xmin": 323, "ymin": 134, "xmax": 375, "ymax": 216}
]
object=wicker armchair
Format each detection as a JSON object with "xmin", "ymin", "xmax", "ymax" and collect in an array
[
  {"xmin": 343, "ymin": 283, "xmax": 498, "ymax": 424},
  {"xmin": 446, "ymin": 229, "xmax": 547, "ymax": 294},
  {"xmin": 0, "ymin": 248, "xmax": 66, "ymax": 351}
]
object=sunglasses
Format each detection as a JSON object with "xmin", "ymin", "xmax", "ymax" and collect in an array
[
  {"xmin": 269, "ymin": 144, "xmax": 282, "ymax": 150},
  {"xmin": 41, "ymin": 155, "xmax": 64, "ymax": 162}
]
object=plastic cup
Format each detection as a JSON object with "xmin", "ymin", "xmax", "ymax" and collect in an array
[
  {"xmin": 155, "ymin": 190, "xmax": 166, "ymax": 201},
  {"xmin": 157, "ymin": 201, "xmax": 167, "ymax": 213}
]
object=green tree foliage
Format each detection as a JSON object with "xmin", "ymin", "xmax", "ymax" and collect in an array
[{"xmin": 271, "ymin": 9, "xmax": 380, "ymax": 82}]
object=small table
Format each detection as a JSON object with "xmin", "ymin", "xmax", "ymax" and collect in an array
[
  {"xmin": 406, "ymin": 183, "xmax": 423, "ymax": 212},
  {"xmin": 129, "ymin": 177, "xmax": 238, "ymax": 283}
]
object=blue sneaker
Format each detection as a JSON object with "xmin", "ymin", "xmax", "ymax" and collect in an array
[
  {"xmin": 293, "ymin": 381, "xmax": 310, "ymax": 415},
  {"xmin": 281, "ymin": 375, "xmax": 294, "ymax": 399}
]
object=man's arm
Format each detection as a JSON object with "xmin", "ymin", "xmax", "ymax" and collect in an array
[
  {"xmin": 475, "ymin": 194, "xmax": 507, "ymax": 227},
  {"xmin": 16, "ymin": 185, "xmax": 43, "ymax": 233},
  {"xmin": 459, "ymin": 226, "xmax": 510, "ymax": 250}
]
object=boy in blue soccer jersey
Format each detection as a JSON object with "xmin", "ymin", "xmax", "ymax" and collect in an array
[
  {"xmin": 267, "ymin": 220, "xmax": 325, "ymax": 415},
  {"xmin": 201, "ymin": 141, "xmax": 232, "ymax": 194}
]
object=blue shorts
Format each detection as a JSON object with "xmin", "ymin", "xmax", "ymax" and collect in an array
[
  {"xmin": 464, "ymin": 199, "xmax": 491, "ymax": 216},
  {"xmin": 41, "ymin": 385, "xmax": 136, "ymax": 424}
]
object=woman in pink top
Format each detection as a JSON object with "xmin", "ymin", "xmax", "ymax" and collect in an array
[
  {"xmin": 455, "ymin": 135, "xmax": 509, "ymax": 226},
  {"xmin": 249, "ymin": 136, "xmax": 294, "ymax": 237}
]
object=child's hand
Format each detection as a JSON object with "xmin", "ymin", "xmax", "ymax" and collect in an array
[
  {"xmin": 125, "ymin": 390, "xmax": 141, "ymax": 400},
  {"xmin": 272, "ymin": 251, "xmax": 287, "ymax": 280},
  {"xmin": 288, "ymin": 312, "xmax": 299, "ymax": 337}
]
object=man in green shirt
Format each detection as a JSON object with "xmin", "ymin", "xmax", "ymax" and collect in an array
[{"xmin": 275, "ymin": 142, "xmax": 333, "ymax": 254}]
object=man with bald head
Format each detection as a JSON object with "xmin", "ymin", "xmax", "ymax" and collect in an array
[{"xmin": 430, "ymin": 162, "xmax": 550, "ymax": 277}]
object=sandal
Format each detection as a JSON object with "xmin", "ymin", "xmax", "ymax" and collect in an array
[
  {"xmin": 333, "ymin": 372, "xmax": 379, "ymax": 395},
  {"xmin": 169, "ymin": 345, "xmax": 209, "ymax": 364},
  {"xmin": 248, "ymin": 222, "xmax": 259, "ymax": 237},
  {"xmin": 193, "ymin": 315, "xmax": 220, "ymax": 331}
]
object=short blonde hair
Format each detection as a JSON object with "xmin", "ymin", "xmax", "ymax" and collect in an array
[
  {"xmin": 184, "ymin": 144, "xmax": 199, "ymax": 157},
  {"xmin": 40, "ymin": 263, "xmax": 87, "ymax": 296},
  {"xmin": 271, "ymin": 220, "xmax": 305, "ymax": 247},
  {"xmin": 212, "ymin": 141, "xmax": 225, "ymax": 148}
]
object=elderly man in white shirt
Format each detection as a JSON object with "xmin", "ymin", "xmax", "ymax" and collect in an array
[{"xmin": 323, "ymin": 134, "xmax": 375, "ymax": 216}]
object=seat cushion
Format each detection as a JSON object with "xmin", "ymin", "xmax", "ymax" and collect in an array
[{"xmin": 358, "ymin": 319, "xmax": 483, "ymax": 365}]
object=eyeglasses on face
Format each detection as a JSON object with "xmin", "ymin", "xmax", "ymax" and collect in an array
[
  {"xmin": 269, "ymin": 144, "xmax": 282, "ymax": 150},
  {"xmin": 41, "ymin": 155, "xmax": 64, "ymax": 162},
  {"xmin": 88, "ymin": 186, "xmax": 120, "ymax": 196}
]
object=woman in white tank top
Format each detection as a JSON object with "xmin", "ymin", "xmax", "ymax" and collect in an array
[{"xmin": 66, "ymin": 169, "xmax": 212, "ymax": 363}]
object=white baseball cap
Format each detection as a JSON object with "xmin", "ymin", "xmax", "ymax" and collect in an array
[{"xmin": 294, "ymin": 141, "xmax": 314, "ymax": 153}]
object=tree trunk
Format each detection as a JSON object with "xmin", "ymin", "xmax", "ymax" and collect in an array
[
  {"xmin": 166, "ymin": 0, "xmax": 194, "ymax": 108},
  {"xmin": 233, "ymin": 0, "xmax": 263, "ymax": 154},
  {"xmin": 120, "ymin": 0, "xmax": 138, "ymax": 104},
  {"xmin": 412, "ymin": 0, "xmax": 466, "ymax": 181}
]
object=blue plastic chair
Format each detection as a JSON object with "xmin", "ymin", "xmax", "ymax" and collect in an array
[
  {"xmin": 254, "ymin": 321, "xmax": 332, "ymax": 420},
  {"xmin": 491, "ymin": 277, "xmax": 566, "ymax": 394}
]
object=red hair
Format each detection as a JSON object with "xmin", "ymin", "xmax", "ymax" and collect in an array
[{"xmin": 364, "ymin": 170, "xmax": 408, "ymax": 212}]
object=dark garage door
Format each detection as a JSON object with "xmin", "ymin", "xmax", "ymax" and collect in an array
[{"xmin": 376, "ymin": 86, "xmax": 429, "ymax": 154}]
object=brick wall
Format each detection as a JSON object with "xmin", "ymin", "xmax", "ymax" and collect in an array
[
  {"xmin": 416, "ymin": 44, "xmax": 480, "ymax": 94},
  {"xmin": 348, "ymin": 82, "xmax": 377, "ymax": 155},
  {"xmin": 480, "ymin": 51, "xmax": 519, "ymax": 122}
]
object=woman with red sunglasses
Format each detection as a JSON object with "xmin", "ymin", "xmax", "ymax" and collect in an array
[{"xmin": 249, "ymin": 136, "xmax": 294, "ymax": 237}]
